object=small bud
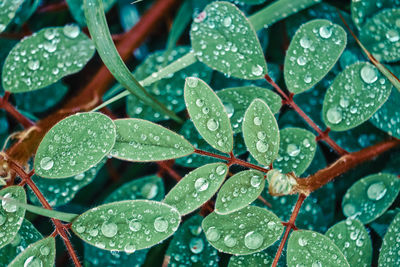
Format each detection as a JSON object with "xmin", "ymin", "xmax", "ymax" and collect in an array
[{"xmin": 267, "ymin": 169, "xmax": 297, "ymax": 196}]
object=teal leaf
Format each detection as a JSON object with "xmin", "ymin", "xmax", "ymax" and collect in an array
[
  {"xmin": 28, "ymin": 161, "xmax": 105, "ymax": 207},
  {"xmin": 342, "ymin": 173, "xmax": 400, "ymax": 224},
  {"xmin": 166, "ymin": 215, "xmax": 219, "ymax": 266},
  {"xmin": 284, "ymin": 19, "xmax": 346, "ymax": 94},
  {"xmin": 370, "ymin": 209, "xmax": 400, "ymax": 239},
  {"xmin": 127, "ymin": 46, "xmax": 212, "ymax": 122},
  {"xmin": 163, "ymin": 163, "xmax": 228, "ymax": 215},
  {"xmin": 215, "ymin": 170, "xmax": 265, "ymax": 215},
  {"xmin": 370, "ymin": 86, "xmax": 400, "ymax": 139},
  {"xmin": 184, "ymin": 77, "xmax": 233, "ymax": 153},
  {"xmin": 0, "ymin": 186, "xmax": 26, "ymax": 249},
  {"xmin": 2, "ymin": 26, "xmax": 95, "ymax": 93},
  {"xmin": 0, "ymin": 219, "xmax": 43, "ymax": 267},
  {"xmin": 351, "ymin": 0, "xmax": 400, "ymax": 29},
  {"xmin": 190, "ymin": 1, "xmax": 267, "ymax": 80},
  {"xmin": 7, "ymin": 237, "xmax": 55, "ymax": 267},
  {"xmin": 287, "ymin": 230, "xmax": 349, "ymax": 267},
  {"xmin": 378, "ymin": 213, "xmax": 400, "ymax": 267},
  {"xmin": 326, "ymin": 219, "xmax": 372, "ymax": 267},
  {"xmin": 242, "ymin": 99, "xmax": 279, "ymax": 166},
  {"xmin": 34, "ymin": 112, "xmax": 116, "ymax": 178},
  {"xmin": 72, "ymin": 200, "xmax": 180, "ymax": 251},
  {"xmin": 359, "ymin": 8, "xmax": 400, "ymax": 62},
  {"xmin": 228, "ymin": 251, "xmax": 273, "ymax": 267},
  {"xmin": 273, "ymin": 127, "xmax": 316, "ymax": 176},
  {"xmin": 110, "ymin": 118, "xmax": 194, "ymax": 162},
  {"xmin": 217, "ymin": 86, "xmax": 281, "ymax": 134},
  {"xmin": 234, "ymin": 0, "xmax": 266, "ymax": 5},
  {"xmin": 202, "ymin": 206, "xmax": 283, "ymax": 255},
  {"xmin": 323, "ymin": 62, "xmax": 392, "ymax": 131},
  {"xmin": 0, "ymin": 0, "xmax": 25, "ymax": 33},
  {"xmin": 66, "ymin": 0, "xmax": 116, "ymax": 26}
]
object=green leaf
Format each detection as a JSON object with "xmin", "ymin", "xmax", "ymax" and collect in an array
[
  {"xmin": 184, "ymin": 77, "xmax": 233, "ymax": 153},
  {"xmin": 7, "ymin": 237, "xmax": 55, "ymax": 267},
  {"xmin": 0, "ymin": 219, "xmax": 43, "ymax": 267},
  {"xmin": 378, "ymin": 213, "xmax": 400, "ymax": 266},
  {"xmin": 166, "ymin": 215, "xmax": 219, "ymax": 266},
  {"xmin": 370, "ymin": 209, "xmax": 400, "ymax": 238},
  {"xmin": 72, "ymin": 200, "xmax": 180, "ymax": 251},
  {"xmin": 104, "ymin": 175, "xmax": 165, "ymax": 203},
  {"xmin": 126, "ymin": 46, "xmax": 212, "ymax": 122},
  {"xmin": 67, "ymin": 0, "xmax": 116, "ymax": 26},
  {"xmin": 370, "ymin": 84, "xmax": 400, "ymax": 139},
  {"xmin": 242, "ymin": 99, "xmax": 279, "ymax": 166},
  {"xmin": 190, "ymin": 1, "xmax": 267, "ymax": 80},
  {"xmin": 287, "ymin": 230, "xmax": 350, "ymax": 267},
  {"xmin": 28, "ymin": 161, "xmax": 105, "ymax": 207},
  {"xmin": 326, "ymin": 219, "xmax": 372, "ymax": 267},
  {"xmin": 228, "ymin": 251, "xmax": 273, "ymax": 267},
  {"xmin": 359, "ymin": 8, "xmax": 400, "ymax": 62},
  {"xmin": 2, "ymin": 26, "xmax": 95, "ymax": 93},
  {"xmin": 0, "ymin": 0, "xmax": 25, "ymax": 33},
  {"xmin": 0, "ymin": 186, "xmax": 26, "ymax": 249},
  {"xmin": 163, "ymin": 163, "xmax": 228, "ymax": 215},
  {"xmin": 215, "ymin": 170, "xmax": 265, "ymax": 215},
  {"xmin": 323, "ymin": 62, "xmax": 392, "ymax": 131},
  {"xmin": 284, "ymin": 19, "xmax": 346, "ymax": 94},
  {"xmin": 351, "ymin": 0, "xmax": 399, "ymax": 29},
  {"xmin": 34, "ymin": 112, "xmax": 116, "ymax": 178},
  {"xmin": 84, "ymin": 0, "xmax": 181, "ymax": 123},
  {"xmin": 273, "ymin": 127, "xmax": 316, "ymax": 176},
  {"xmin": 342, "ymin": 173, "xmax": 400, "ymax": 224},
  {"xmin": 234, "ymin": 0, "xmax": 266, "ymax": 5},
  {"xmin": 110, "ymin": 118, "xmax": 194, "ymax": 162},
  {"xmin": 202, "ymin": 206, "xmax": 283, "ymax": 255},
  {"xmin": 217, "ymin": 86, "xmax": 281, "ymax": 134}
]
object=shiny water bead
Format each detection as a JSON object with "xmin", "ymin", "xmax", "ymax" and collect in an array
[
  {"xmin": 378, "ymin": 213, "xmax": 400, "ymax": 266},
  {"xmin": 342, "ymin": 173, "xmax": 400, "ymax": 223},
  {"xmin": 101, "ymin": 222, "xmax": 118, "ymax": 237},
  {"xmin": 284, "ymin": 19, "xmax": 347, "ymax": 94},
  {"xmin": 2, "ymin": 26, "xmax": 95, "ymax": 93},
  {"xmin": 228, "ymin": 251, "xmax": 273, "ymax": 266},
  {"xmin": 7, "ymin": 237, "xmax": 55, "ymax": 267},
  {"xmin": 154, "ymin": 217, "xmax": 168, "ymax": 232},
  {"xmin": 322, "ymin": 62, "xmax": 392, "ymax": 131},
  {"xmin": 164, "ymin": 163, "xmax": 228, "ymax": 215},
  {"xmin": 202, "ymin": 206, "xmax": 283, "ymax": 255},
  {"xmin": 0, "ymin": 0, "xmax": 24, "ymax": 33},
  {"xmin": 126, "ymin": 46, "xmax": 212, "ymax": 122},
  {"xmin": 359, "ymin": 8, "xmax": 400, "ymax": 62},
  {"xmin": 190, "ymin": 2, "xmax": 267, "ymax": 80}
]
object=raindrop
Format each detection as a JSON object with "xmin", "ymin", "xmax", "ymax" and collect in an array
[
  {"xmin": 101, "ymin": 222, "xmax": 118, "ymax": 238},
  {"xmin": 299, "ymin": 36, "xmax": 311, "ymax": 48},
  {"xmin": 44, "ymin": 29, "xmax": 56, "ymax": 40},
  {"xmin": 223, "ymin": 102, "xmax": 234, "ymax": 118},
  {"xmin": 250, "ymin": 175, "xmax": 262, "ymax": 188},
  {"xmin": 326, "ymin": 107, "xmax": 342, "ymax": 124},
  {"xmin": 303, "ymin": 139, "xmax": 310, "ymax": 148},
  {"xmin": 194, "ymin": 178, "xmax": 209, "ymax": 192},
  {"xmin": 40, "ymin": 157, "xmax": 54, "ymax": 170},
  {"xmin": 28, "ymin": 60, "xmax": 40, "ymax": 71},
  {"xmin": 298, "ymin": 237, "xmax": 308, "ymax": 247},
  {"xmin": 244, "ymin": 231, "xmax": 263, "ymax": 249},
  {"xmin": 304, "ymin": 74, "xmax": 312, "ymax": 84},
  {"xmin": 367, "ymin": 182, "xmax": 387, "ymax": 201},
  {"xmin": 343, "ymin": 203, "xmax": 356, "ymax": 217},
  {"xmin": 257, "ymin": 131, "xmax": 266, "ymax": 140},
  {"xmin": 189, "ymin": 237, "xmax": 204, "ymax": 254},
  {"xmin": 196, "ymin": 99, "xmax": 204, "ymax": 107},
  {"xmin": 206, "ymin": 119, "xmax": 219, "ymax": 131},
  {"xmin": 63, "ymin": 24, "xmax": 80, "ymax": 39},
  {"xmin": 216, "ymin": 165, "xmax": 226, "ymax": 175},
  {"xmin": 256, "ymin": 140, "xmax": 269, "ymax": 153},
  {"xmin": 386, "ymin": 29, "xmax": 400, "ymax": 42},
  {"xmin": 2, "ymin": 193, "xmax": 17, "ymax": 213},
  {"xmin": 319, "ymin": 25, "xmax": 332, "ymax": 39},
  {"xmin": 287, "ymin": 144, "xmax": 300, "ymax": 157},
  {"xmin": 206, "ymin": 227, "xmax": 220, "ymax": 241},
  {"xmin": 129, "ymin": 219, "xmax": 142, "ymax": 232},
  {"xmin": 339, "ymin": 97, "xmax": 350, "ymax": 108},
  {"xmin": 297, "ymin": 56, "xmax": 307, "ymax": 66},
  {"xmin": 251, "ymin": 65, "xmax": 263, "ymax": 77},
  {"xmin": 223, "ymin": 17, "xmax": 232, "ymax": 27},
  {"xmin": 360, "ymin": 65, "xmax": 378, "ymax": 84},
  {"xmin": 253, "ymin": 117, "xmax": 262, "ymax": 126},
  {"xmin": 40, "ymin": 245, "xmax": 50, "ymax": 256},
  {"xmin": 224, "ymin": 235, "xmax": 237, "ymax": 247},
  {"xmin": 154, "ymin": 217, "xmax": 168, "ymax": 232},
  {"xmin": 312, "ymin": 261, "xmax": 322, "ymax": 267},
  {"xmin": 186, "ymin": 77, "xmax": 198, "ymax": 88},
  {"xmin": 124, "ymin": 243, "xmax": 136, "ymax": 254},
  {"xmin": 23, "ymin": 256, "xmax": 43, "ymax": 267}
]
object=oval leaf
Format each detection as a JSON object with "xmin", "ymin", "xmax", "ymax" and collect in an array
[
  {"xmin": 326, "ymin": 219, "xmax": 372, "ymax": 267},
  {"xmin": 166, "ymin": 215, "xmax": 219, "ymax": 266},
  {"xmin": 323, "ymin": 62, "xmax": 392, "ymax": 131},
  {"xmin": 217, "ymin": 86, "xmax": 282, "ymax": 134},
  {"xmin": 273, "ymin": 127, "xmax": 316, "ymax": 176},
  {"xmin": 184, "ymin": 77, "xmax": 233, "ymax": 153},
  {"xmin": 287, "ymin": 230, "xmax": 350, "ymax": 267},
  {"xmin": 34, "ymin": 112, "xmax": 116, "ymax": 178},
  {"xmin": 284, "ymin": 19, "xmax": 346, "ymax": 94},
  {"xmin": 359, "ymin": 8, "xmax": 400, "ymax": 62},
  {"xmin": 8, "ymin": 237, "xmax": 56, "ymax": 267},
  {"xmin": 0, "ymin": 186, "xmax": 26, "ymax": 249},
  {"xmin": 0, "ymin": 0, "xmax": 24, "ymax": 33},
  {"xmin": 190, "ymin": 1, "xmax": 267, "ymax": 80},
  {"xmin": 202, "ymin": 206, "xmax": 283, "ymax": 255},
  {"xmin": 164, "ymin": 163, "xmax": 228, "ymax": 215},
  {"xmin": 215, "ymin": 170, "xmax": 265, "ymax": 215},
  {"xmin": 71, "ymin": 200, "xmax": 180, "ymax": 251},
  {"xmin": 342, "ymin": 173, "xmax": 400, "ymax": 224},
  {"xmin": 110, "ymin": 118, "xmax": 194, "ymax": 162},
  {"xmin": 242, "ymin": 99, "xmax": 279, "ymax": 166},
  {"xmin": 228, "ymin": 251, "xmax": 273, "ymax": 267},
  {"xmin": 378, "ymin": 213, "xmax": 400, "ymax": 267},
  {"xmin": 2, "ymin": 25, "xmax": 95, "ymax": 92}
]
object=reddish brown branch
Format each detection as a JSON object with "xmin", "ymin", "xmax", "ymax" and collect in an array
[
  {"xmin": 37, "ymin": 1, "xmax": 68, "ymax": 13},
  {"xmin": 0, "ymin": 95, "xmax": 35, "ymax": 129},
  {"xmin": 157, "ymin": 160, "xmax": 182, "ymax": 181},
  {"xmin": 264, "ymin": 74, "xmax": 348, "ymax": 156},
  {"xmin": 272, "ymin": 194, "xmax": 306, "ymax": 267}
]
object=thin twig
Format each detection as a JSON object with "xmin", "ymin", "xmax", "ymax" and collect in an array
[{"xmin": 0, "ymin": 96, "xmax": 35, "ymax": 129}]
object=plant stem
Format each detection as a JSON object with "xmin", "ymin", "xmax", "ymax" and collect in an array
[
  {"xmin": 0, "ymin": 95, "xmax": 35, "ymax": 129},
  {"xmin": 272, "ymin": 194, "xmax": 306, "ymax": 267},
  {"xmin": 264, "ymin": 74, "xmax": 348, "ymax": 156}
]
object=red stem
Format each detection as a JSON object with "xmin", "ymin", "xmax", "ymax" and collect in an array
[
  {"xmin": 272, "ymin": 194, "xmax": 306, "ymax": 267},
  {"xmin": 0, "ymin": 96, "xmax": 35, "ymax": 129},
  {"xmin": 264, "ymin": 74, "xmax": 348, "ymax": 156},
  {"xmin": 157, "ymin": 161, "xmax": 182, "ymax": 181},
  {"xmin": 37, "ymin": 1, "xmax": 68, "ymax": 13}
]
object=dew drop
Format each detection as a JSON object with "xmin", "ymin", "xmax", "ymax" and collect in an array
[
  {"xmin": 206, "ymin": 119, "xmax": 219, "ymax": 131},
  {"xmin": 367, "ymin": 181, "xmax": 387, "ymax": 201},
  {"xmin": 312, "ymin": 261, "xmax": 322, "ymax": 267},
  {"xmin": 223, "ymin": 17, "xmax": 232, "ymax": 27},
  {"xmin": 244, "ymin": 231, "xmax": 263, "ymax": 249},
  {"xmin": 250, "ymin": 175, "xmax": 262, "ymax": 188},
  {"xmin": 124, "ymin": 243, "xmax": 136, "ymax": 254},
  {"xmin": 257, "ymin": 131, "xmax": 266, "ymax": 140},
  {"xmin": 223, "ymin": 102, "xmax": 234, "ymax": 118},
  {"xmin": 287, "ymin": 144, "xmax": 300, "ymax": 157},
  {"xmin": 343, "ymin": 203, "xmax": 356, "ymax": 217},
  {"xmin": 40, "ymin": 157, "xmax": 54, "ymax": 170},
  {"xmin": 326, "ymin": 107, "xmax": 342, "ymax": 124},
  {"xmin": 101, "ymin": 222, "xmax": 118, "ymax": 238},
  {"xmin": 63, "ymin": 24, "xmax": 80, "ymax": 39},
  {"xmin": 195, "ymin": 99, "xmax": 204, "ymax": 107},
  {"xmin": 154, "ymin": 217, "xmax": 168, "ymax": 232},
  {"xmin": 256, "ymin": 140, "xmax": 269, "ymax": 153},
  {"xmin": 386, "ymin": 29, "xmax": 400, "ymax": 42},
  {"xmin": 319, "ymin": 25, "xmax": 332, "ymax": 39},
  {"xmin": 40, "ymin": 245, "xmax": 50, "ymax": 256},
  {"xmin": 129, "ymin": 219, "xmax": 142, "ymax": 232},
  {"xmin": 253, "ymin": 117, "xmax": 262, "ymax": 126},
  {"xmin": 194, "ymin": 177, "xmax": 209, "ymax": 192},
  {"xmin": 28, "ymin": 60, "xmax": 40, "ymax": 71},
  {"xmin": 206, "ymin": 227, "xmax": 220, "ymax": 241},
  {"xmin": 216, "ymin": 165, "xmax": 226, "ymax": 175},
  {"xmin": 251, "ymin": 65, "xmax": 263, "ymax": 77},
  {"xmin": 339, "ymin": 97, "xmax": 350, "ymax": 108},
  {"xmin": 186, "ymin": 77, "xmax": 198, "ymax": 88},
  {"xmin": 44, "ymin": 29, "xmax": 56, "ymax": 40},
  {"xmin": 189, "ymin": 237, "xmax": 204, "ymax": 254},
  {"xmin": 23, "ymin": 256, "xmax": 43, "ymax": 267},
  {"xmin": 2, "ymin": 193, "xmax": 17, "ymax": 213},
  {"xmin": 298, "ymin": 237, "xmax": 308, "ymax": 247},
  {"xmin": 297, "ymin": 56, "xmax": 307, "ymax": 66},
  {"xmin": 299, "ymin": 36, "xmax": 311, "ymax": 48},
  {"xmin": 224, "ymin": 235, "xmax": 237, "ymax": 247},
  {"xmin": 360, "ymin": 65, "xmax": 378, "ymax": 84}
]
